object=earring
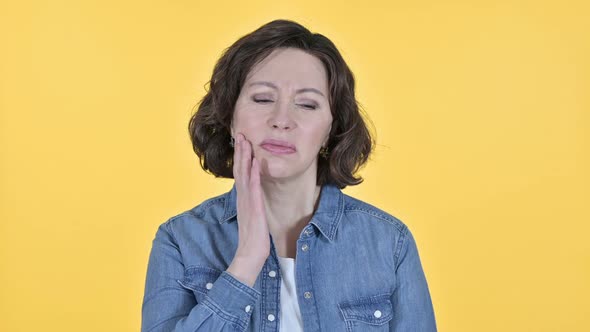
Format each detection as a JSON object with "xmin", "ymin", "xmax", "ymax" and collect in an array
[
  {"xmin": 319, "ymin": 145, "xmax": 329, "ymax": 158},
  {"xmin": 230, "ymin": 136, "xmax": 235, "ymax": 147}
]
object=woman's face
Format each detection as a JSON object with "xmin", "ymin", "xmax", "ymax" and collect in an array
[{"xmin": 231, "ymin": 47, "xmax": 333, "ymax": 181}]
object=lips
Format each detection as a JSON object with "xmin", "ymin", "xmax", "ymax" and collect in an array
[{"xmin": 260, "ymin": 138, "xmax": 296, "ymax": 154}]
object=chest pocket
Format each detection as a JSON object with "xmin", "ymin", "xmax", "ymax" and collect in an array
[
  {"xmin": 338, "ymin": 293, "xmax": 394, "ymax": 331},
  {"xmin": 176, "ymin": 266, "xmax": 222, "ymax": 303}
]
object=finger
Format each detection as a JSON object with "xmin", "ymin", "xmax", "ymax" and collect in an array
[
  {"xmin": 233, "ymin": 133, "xmax": 242, "ymax": 183},
  {"xmin": 241, "ymin": 135, "xmax": 252, "ymax": 187},
  {"xmin": 245, "ymin": 138, "xmax": 253, "ymax": 182},
  {"xmin": 249, "ymin": 158, "xmax": 264, "ymax": 215}
]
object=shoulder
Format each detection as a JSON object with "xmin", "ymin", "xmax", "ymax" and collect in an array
[
  {"xmin": 160, "ymin": 190, "xmax": 231, "ymax": 235},
  {"xmin": 340, "ymin": 193, "xmax": 408, "ymax": 234},
  {"xmin": 149, "ymin": 189, "xmax": 238, "ymax": 270},
  {"xmin": 337, "ymin": 192, "xmax": 417, "ymax": 265}
]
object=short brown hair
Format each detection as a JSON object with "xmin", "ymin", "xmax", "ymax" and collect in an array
[{"xmin": 188, "ymin": 19, "xmax": 374, "ymax": 189}]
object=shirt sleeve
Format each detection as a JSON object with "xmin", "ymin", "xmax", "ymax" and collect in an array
[
  {"xmin": 141, "ymin": 220, "xmax": 261, "ymax": 332},
  {"xmin": 390, "ymin": 225, "xmax": 438, "ymax": 331}
]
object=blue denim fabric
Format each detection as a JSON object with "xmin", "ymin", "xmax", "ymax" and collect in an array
[{"xmin": 141, "ymin": 182, "xmax": 437, "ymax": 331}]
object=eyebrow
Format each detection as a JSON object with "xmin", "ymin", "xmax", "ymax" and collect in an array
[{"xmin": 248, "ymin": 81, "xmax": 326, "ymax": 98}]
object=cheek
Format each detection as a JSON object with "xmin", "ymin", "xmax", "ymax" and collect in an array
[
  {"xmin": 303, "ymin": 122, "xmax": 332, "ymax": 144},
  {"xmin": 235, "ymin": 123, "xmax": 262, "ymax": 142},
  {"xmin": 232, "ymin": 109, "xmax": 264, "ymax": 135}
]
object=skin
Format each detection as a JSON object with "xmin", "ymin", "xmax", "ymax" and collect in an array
[{"xmin": 230, "ymin": 47, "xmax": 333, "ymax": 261}]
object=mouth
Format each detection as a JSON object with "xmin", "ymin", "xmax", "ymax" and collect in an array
[{"xmin": 260, "ymin": 139, "xmax": 296, "ymax": 155}]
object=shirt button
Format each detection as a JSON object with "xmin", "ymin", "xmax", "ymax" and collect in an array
[
  {"xmin": 205, "ymin": 282, "xmax": 213, "ymax": 290},
  {"xmin": 304, "ymin": 292, "xmax": 312, "ymax": 299},
  {"xmin": 268, "ymin": 270, "xmax": 277, "ymax": 278},
  {"xmin": 304, "ymin": 228, "xmax": 312, "ymax": 235},
  {"xmin": 267, "ymin": 314, "xmax": 275, "ymax": 321},
  {"xmin": 301, "ymin": 244, "xmax": 309, "ymax": 251},
  {"xmin": 374, "ymin": 310, "xmax": 382, "ymax": 318},
  {"xmin": 245, "ymin": 305, "xmax": 251, "ymax": 313}
]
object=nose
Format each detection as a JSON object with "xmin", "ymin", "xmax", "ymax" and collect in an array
[{"xmin": 267, "ymin": 101, "xmax": 296, "ymax": 130}]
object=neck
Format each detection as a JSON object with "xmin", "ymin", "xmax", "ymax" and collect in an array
[{"xmin": 260, "ymin": 176, "xmax": 322, "ymax": 235}]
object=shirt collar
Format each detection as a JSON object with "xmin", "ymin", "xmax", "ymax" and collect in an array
[{"xmin": 220, "ymin": 182, "xmax": 344, "ymax": 243}]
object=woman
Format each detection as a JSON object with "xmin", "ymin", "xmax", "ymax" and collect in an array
[{"xmin": 141, "ymin": 19, "xmax": 437, "ymax": 332}]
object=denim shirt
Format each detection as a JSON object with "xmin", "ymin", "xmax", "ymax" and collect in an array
[{"xmin": 141, "ymin": 182, "xmax": 437, "ymax": 332}]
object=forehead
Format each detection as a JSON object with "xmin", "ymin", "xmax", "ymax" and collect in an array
[{"xmin": 245, "ymin": 48, "xmax": 328, "ymax": 91}]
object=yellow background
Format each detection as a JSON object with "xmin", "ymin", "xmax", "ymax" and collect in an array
[{"xmin": 1, "ymin": 0, "xmax": 588, "ymax": 331}]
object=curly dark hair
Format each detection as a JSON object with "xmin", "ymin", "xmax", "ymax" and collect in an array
[{"xmin": 188, "ymin": 19, "xmax": 375, "ymax": 189}]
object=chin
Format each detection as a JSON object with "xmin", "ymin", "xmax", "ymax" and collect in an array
[
  {"xmin": 262, "ymin": 164, "xmax": 293, "ymax": 178},
  {"xmin": 259, "ymin": 158, "xmax": 297, "ymax": 179}
]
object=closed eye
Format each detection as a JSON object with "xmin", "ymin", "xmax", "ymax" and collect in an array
[
  {"xmin": 253, "ymin": 98, "xmax": 273, "ymax": 104},
  {"xmin": 298, "ymin": 104, "xmax": 317, "ymax": 110},
  {"xmin": 253, "ymin": 98, "xmax": 317, "ymax": 110}
]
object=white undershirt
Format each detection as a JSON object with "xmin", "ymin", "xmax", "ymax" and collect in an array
[{"xmin": 277, "ymin": 256, "xmax": 304, "ymax": 332}]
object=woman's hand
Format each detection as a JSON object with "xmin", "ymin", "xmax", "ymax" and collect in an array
[{"xmin": 226, "ymin": 133, "xmax": 270, "ymax": 287}]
